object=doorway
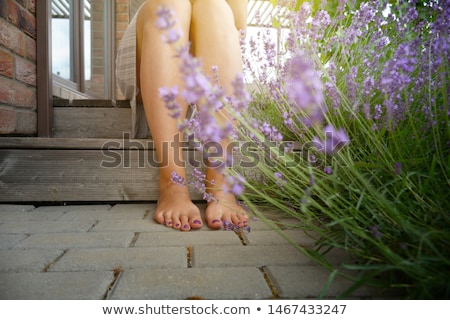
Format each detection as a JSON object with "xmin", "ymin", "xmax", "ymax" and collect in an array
[{"xmin": 51, "ymin": 0, "xmax": 115, "ymax": 99}]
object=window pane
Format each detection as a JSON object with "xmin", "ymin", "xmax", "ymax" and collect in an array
[{"xmin": 52, "ymin": 0, "xmax": 73, "ymax": 81}]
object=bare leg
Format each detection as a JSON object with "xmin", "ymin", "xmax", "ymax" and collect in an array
[
  {"xmin": 191, "ymin": 0, "xmax": 249, "ymax": 229},
  {"xmin": 137, "ymin": 0, "xmax": 202, "ymax": 231}
]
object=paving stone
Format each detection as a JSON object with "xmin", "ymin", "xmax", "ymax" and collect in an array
[
  {"xmin": 244, "ymin": 229, "xmax": 317, "ymax": 246},
  {"xmin": 60, "ymin": 204, "xmax": 147, "ymax": 220},
  {"xmin": 0, "ymin": 235, "xmax": 28, "ymax": 249},
  {"xmin": 1, "ymin": 211, "xmax": 66, "ymax": 221},
  {"xmin": 51, "ymin": 247, "xmax": 187, "ymax": 271},
  {"xmin": 15, "ymin": 232, "xmax": 135, "ymax": 249},
  {"xmin": 0, "ymin": 203, "xmax": 375, "ymax": 300},
  {"xmin": 108, "ymin": 203, "xmax": 154, "ymax": 219},
  {"xmin": 0, "ymin": 271, "xmax": 114, "ymax": 299},
  {"xmin": 277, "ymin": 218, "xmax": 309, "ymax": 229},
  {"xmin": 0, "ymin": 205, "xmax": 35, "ymax": 214},
  {"xmin": 0, "ymin": 220, "xmax": 97, "ymax": 234},
  {"xmin": 0, "ymin": 205, "xmax": 62, "ymax": 222},
  {"xmin": 0, "ymin": 249, "xmax": 64, "ymax": 272},
  {"xmin": 92, "ymin": 219, "xmax": 165, "ymax": 233},
  {"xmin": 28, "ymin": 205, "xmax": 111, "ymax": 221},
  {"xmin": 265, "ymin": 266, "xmax": 384, "ymax": 299},
  {"xmin": 134, "ymin": 230, "xmax": 242, "ymax": 247},
  {"xmin": 246, "ymin": 218, "xmax": 278, "ymax": 231},
  {"xmin": 192, "ymin": 245, "xmax": 312, "ymax": 267},
  {"xmin": 110, "ymin": 267, "xmax": 273, "ymax": 300}
]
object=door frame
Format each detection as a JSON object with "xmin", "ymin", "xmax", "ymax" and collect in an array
[
  {"xmin": 36, "ymin": 0, "xmax": 53, "ymax": 137},
  {"xmin": 36, "ymin": 0, "xmax": 117, "ymax": 137}
]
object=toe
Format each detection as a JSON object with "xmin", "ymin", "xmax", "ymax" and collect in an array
[
  {"xmin": 208, "ymin": 218, "xmax": 222, "ymax": 229},
  {"xmin": 180, "ymin": 216, "xmax": 190, "ymax": 231},
  {"xmin": 163, "ymin": 212, "xmax": 174, "ymax": 228},
  {"xmin": 153, "ymin": 211, "xmax": 165, "ymax": 225},
  {"xmin": 169, "ymin": 213, "xmax": 181, "ymax": 230},
  {"xmin": 237, "ymin": 212, "xmax": 249, "ymax": 226},
  {"xmin": 190, "ymin": 217, "xmax": 203, "ymax": 229},
  {"xmin": 205, "ymin": 207, "xmax": 223, "ymax": 229}
]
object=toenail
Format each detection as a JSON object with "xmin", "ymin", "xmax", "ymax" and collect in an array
[
  {"xmin": 193, "ymin": 220, "xmax": 202, "ymax": 225},
  {"xmin": 167, "ymin": 221, "xmax": 173, "ymax": 226},
  {"xmin": 175, "ymin": 224, "xmax": 180, "ymax": 227},
  {"xmin": 183, "ymin": 224, "xmax": 189, "ymax": 229},
  {"xmin": 212, "ymin": 219, "xmax": 221, "ymax": 224}
]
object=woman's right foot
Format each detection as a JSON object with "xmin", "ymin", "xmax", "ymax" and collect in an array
[{"xmin": 153, "ymin": 183, "xmax": 203, "ymax": 231}]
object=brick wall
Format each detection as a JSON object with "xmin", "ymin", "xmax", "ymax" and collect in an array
[{"xmin": 0, "ymin": 0, "xmax": 37, "ymax": 135}]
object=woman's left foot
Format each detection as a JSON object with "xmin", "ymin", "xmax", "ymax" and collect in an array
[{"xmin": 205, "ymin": 190, "xmax": 249, "ymax": 229}]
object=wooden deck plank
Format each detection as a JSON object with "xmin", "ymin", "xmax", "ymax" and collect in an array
[
  {"xmin": 0, "ymin": 137, "xmax": 155, "ymax": 150},
  {"xmin": 0, "ymin": 137, "xmax": 263, "ymax": 203},
  {"xmin": 0, "ymin": 149, "xmax": 203, "ymax": 202},
  {"xmin": 53, "ymin": 108, "xmax": 132, "ymax": 138}
]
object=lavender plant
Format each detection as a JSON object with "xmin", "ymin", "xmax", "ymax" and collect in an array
[
  {"xmin": 156, "ymin": 1, "xmax": 449, "ymax": 298},
  {"xmin": 235, "ymin": 0, "xmax": 449, "ymax": 298}
]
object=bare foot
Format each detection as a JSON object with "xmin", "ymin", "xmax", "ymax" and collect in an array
[
  {"xmin": 205, "ymin": 190, "xmax": 249, "ymax": 230},
  {"xmin": 153, "ymin": 183, "xmax": 203, "ymax": 231}
]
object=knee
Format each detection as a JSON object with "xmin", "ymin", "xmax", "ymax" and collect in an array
[
  {"xmin": 191, "ymin": 0, "xmax": 236, "ymax": 31},
  {"xmin": 148, "ymin": 0, "xmax": 191, "ymax": 7},
  {"xmin": 138, "ymin": 0, "xmax": 192, "ymax": 32},
  {"xmin": 139, "ymin": 0, "xmax": 191, "ymax": 20}
]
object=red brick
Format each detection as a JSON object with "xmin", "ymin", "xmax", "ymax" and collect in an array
[
  {"xmin": 14, "ymin": 0, "xmax": 27, "ymax": 8},
  {"xmin": 0, "ymin": 49, "xmax": 14, "ymax": 77},
  {"xmin": 15, "ymin": 55, "xmax": 35, "ymax": 86},
  {"xmin": 27, "ymin": 0, "xmax": 36, "ymax": 14},
  {"xmin": 0, "ymin": 76, "xmax": 35, "ymax": 109},
  {"xmin": 24, "ymin": 34, "xmax": 35, "ymax": 61},
  {"xmin": 0, "ymin": 19, "xmax": 25, "ymax": 56},
  {"xmin": 8, "ymin": 0, "xmax": 36, "ymax": 38},
  {"xmin": 0, "ymin": 106, "xmax": 16, "ymax": 134}
]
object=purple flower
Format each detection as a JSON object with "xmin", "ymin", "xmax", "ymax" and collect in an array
[
  {"xmin": 230, "ymin": 73, "xmax": 252, "ymax": 112},
  {"xmin": 324, "ymin": 166, "xmax": 333, "ymax": 175},
  {"xmin": 155, "ymin": 6, "xmax": 182, "ymax": 44},
  {"xmin": 222, "ymin": 220, "xmax": 234, "ymax": 231},
  {"xmin": 192, "ymin": 106, "xmax": 234, "ymax": 147},
  {"xmin": 274, "ymin": 172, "xmax": 287, "ymax": 187},
  {"xmin": 373, "ymin": 105, "xmax": 383, "ymax": 121},
  {"xmin": 286, "ymin": 53, "xmax": 324, "ymax": 116},
  {"xmin": 312, "ymin": 125, "xmax": 350, "ymax": 155},
  {"xmin": 260, "ymin": 122, "xmax": 283, "ymax": 142},
  {"xmin": 394, "ymin": 162, "xmax": 402, "ymax": 176},
  {"xmin": 159, "ymin": 86, "xmax": 181, "ymax": 119},
  {"xmin": 369, "ymin": 225, "xmax": 383, "ymax": 239},
  {"xmin": 154, "ymin": 6, "xmax": 176, "ymax": 30},
  {"xmin": 224, "ymin": 174, "xmax": 245, "ymax": 196},
  {"xmin": 162, "ymin": 29, "xmax": 181, "ymax": 44},
  {"xmin": 309, "ymin": 173, "xmax": 316, "ymax": 187},
  {"xmin": 171, "ymin": 172, "xmax": 185, "ymax": 185}
]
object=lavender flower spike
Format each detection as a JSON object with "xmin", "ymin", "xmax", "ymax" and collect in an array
[
  {"xmin": 154, "ymin": 6, "xmax": 182, "ymax": 43},
  {"xmin": 312, "ymin": 125, "xmax": 350, "ymax": 155},
  {"xmin": 286, "ymin": 53, "xmax": 324, "ymax": 115}
]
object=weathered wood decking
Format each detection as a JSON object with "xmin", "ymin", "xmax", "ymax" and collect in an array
[
  {"xmin": 0, "ymin": 100, "xmax": 263, "ymax": 203},
  {"xmin": 0, "ymin": 101, "xmax": 169, "ymax": 202},
  {"xmin": 0, "ymin": 137, "xmax": 195, "ymax": 202}
]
